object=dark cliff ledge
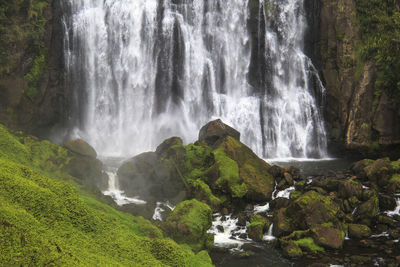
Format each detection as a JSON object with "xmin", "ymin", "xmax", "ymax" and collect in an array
[
  {"xmin": 0, "ymin": 0, "xmax": 68, "ymax": 139},
  {"xmin": 305, "ymin": 0, "xmax": 400, "ymax": 158}
]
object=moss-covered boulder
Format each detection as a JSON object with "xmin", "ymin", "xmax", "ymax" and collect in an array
[
  {"xmin": 247, "ymin": 215, "xmax": 271, "ymax": 241},
  {"xmin": 162, "ymin": 199, "xmax": 213, "ymax": 252},
  {"xmin": 388, "ymin": 174, "xmax": 400, "ymax": 193},
  {"xmin": 348, "ymin": 224, "xmax": 371, "ymax": 239},
  {"xmin": 311, "ymin": 224, "xmax": 344, "ymax": 249},
  {"xmin": 286, "ymin": 191, "xmax": 341, "ymax": 229},
  {"xmin": 273, "ymin": 208, "xmax": 293, "ymax": 237},
  {"xmin": 292, "ymin": 237, "xmax": 324, "ymax": 254},
  {"xmin": 338, "ymin": 179, "xmax": 363, "ymax": 199},
  {"xmin": 190, "ymin": 179, "xmax": 221, "ymax": 211},
  {"xmin": 198, "ymin": 119, "xmax": 240, "ymax": 146},
  {"xmin": 355, "ymin": 194, "xmax": 379, "ymax": 226},
  {"xmin": 63, "ymin": 138, "xmax": 97, "ymax": 158},
  {"xmin": 216, "ymin": 136, "xmax": 275, "ymax": 201},
  {"xmin": 364, "ymin": 158, "xmax": 394, "ymax": 187},
  {"xmin": 283, "ymin": 242, "xmax": 303, "ymax": 258},
  {"xmin": 117, "ymin": 151, "xmax": 187, "ymax": 203}
]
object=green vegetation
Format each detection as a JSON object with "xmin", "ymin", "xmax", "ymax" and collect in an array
[
  {"xmin": 0, "ymin": 0, "xmax": 49, "ymax": 74},
  {"xmin": 214, "ymin": 148, "xmax": 248, "ymax": 198},
  {"xmin": 0, "ymin": 124, "xmax": 213, "ymax": 266},
  {"xmin": 355, "ymin": 0, "xmax": 400, "ymax": 108},
  {"xmin": 163, "ymin": 200, "xmax": 213, "ymax": 252},
  {"xmin": 24, "ymin": 53, "xmax": 47, "ymax": 100},
  {"xmin": 293, "ymin": 238, "xmax": 324, "ymax": 253}
]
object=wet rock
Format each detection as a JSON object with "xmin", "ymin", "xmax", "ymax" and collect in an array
[
  {"xmin": 162, "ymin": 199, "xmax": 213, "ymax": 252},
  {"xmin": 247, "ymin": 215, "xmax": 270, "ymax": 242},
  {"xmin": 237, "ymin": 213, "xmax": 247, "ymax": 226},
  {"xmin": 283, "ymin": 242, "xmax": 303, "ymax": 258},
  {"xmin": 379, "ymin": 194, "xmax": 397, "ymax": 211},
  {"xmin": 272, "ymin": 208, "xmax": 293, "ymax": 237},
  {"xmin": 283, "ymin": 172, "xmax": 294, "ymax": 186},
  {"xmin": 355, "ymin": 194, "xmax": 379, "ymax": 226},
  {"xmin": 118, "ymin": 151, "xmax": 187, "ymax": 203},
  {"xmin": 198, "ymin": 119, "xmax": 240, "ymax": 146},
  {"xmin": 270, "ymin": 197, "xmax": 290, "ymax": 210},
  {"xmin": 348, "ymin": 224, "xmax": 371, "ymax": 239},
  {"xmin": 216, "ymin": 136, "xmax": 275, "ymax": 201},
  {"xmin": 216, "ymin": 225, "xmax": 224, "ymax": 233},
  {"xmin": 388, "ymin": 173, "xmax": 400, "ymax": 193},
  {"xmin": 63, "ymin": 139, "xmax": 107, "ymax": 190},
  {"xmin": 63, "ymin": 138, "xmax": 97, "ymax": 158},
  {"xmin": 338, "ymin": 179, "xmax": 362, "ymax": 199},
  {"xmin": 311, "ymin": 224, "xmax": 344, "ymax": 249},
  {"xmin": 286, "ymin": 191, "xmax": 341, "ymax": 229},
  {"xmin": 364, "ymin": 158, "xmax": 394, "ymax": 187},
  {"xmin": 155, "ymin": 136, "xmax": 183, "ymax": 155}
]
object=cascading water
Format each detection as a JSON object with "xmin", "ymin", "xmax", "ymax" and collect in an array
[{"xmin": 63, "ymin": 0, "xmax": 327, "ymax": 159}]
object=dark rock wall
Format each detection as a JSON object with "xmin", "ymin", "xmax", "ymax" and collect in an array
[
  {"xmin": 0, "ymin": 0, "xmax": 68, "ymax": 139},
  {"xmin": 305, "ymin": 0, "xmax": 400, "ymax": 156}
]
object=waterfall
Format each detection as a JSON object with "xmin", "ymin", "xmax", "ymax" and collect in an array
[{"xmin": 63, "ymin": 0, "xmax": 328, "ymax": 159}]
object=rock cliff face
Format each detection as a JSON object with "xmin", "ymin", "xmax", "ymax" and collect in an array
[
  {"xmin": 0, "ymin": 1, "xmax": 68, "ymax": 138},
  {"xmin": 305, "ymin": 0, "xmax": 400, "ymax": 156}
]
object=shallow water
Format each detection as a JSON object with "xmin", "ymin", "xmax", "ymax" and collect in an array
[{"xmin": 268, "ymin": 158, "xmax": 356, "ymax": 176}]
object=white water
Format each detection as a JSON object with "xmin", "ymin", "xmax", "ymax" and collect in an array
[
  {"xmin": 208, "ymin": 214, "xmax": 248, "ymax": 249},
  {"xmin": 262, "ymin": 223, "xmax": 276, "ymax": 241},
  {"xmin": 152, "ymin": 201, "xmax": 175, "ymax": 221},
  {"xmin": 103, "ymin": 171, "xmax": 146, "ymax": 206},
  {"xmin": 63, "ymin": 0, "xmax": 328, "ymax": 159},
  {"xmin": 386, "ymin": 197, "xmax": 400, "ymax": 217}
]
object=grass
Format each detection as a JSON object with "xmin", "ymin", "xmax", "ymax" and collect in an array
[{"xmin": 0, "ymin": 123, "xmax": 213, "ymax": 266}]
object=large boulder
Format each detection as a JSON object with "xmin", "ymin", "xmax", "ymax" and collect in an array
[
  {"xmin": 162, "ymin": 199, "xmax": 213, "ymax": 252},
  {"xmin": 63, "ymin": 138, "xmax": 97, "ymax": 158},
  {"xmin": 311, "ymin": 224, "xmax": 344, "ymax": 249},
  {"xmin": 216, "ymin": 136, "xmax": 275, "ymax": 201},
  {"xmin": 348, "ymin": 224, "xmax": 371, "ymax": 239},
  {"xmin": 338, "ymin": 179, "xmax": 363, "ymax": 199},
  {"xmin": 355, "ymin": 194, "xmax": 379, "ymax": 226},
  {"xmin": 117, "ymin": 151, "xmax": 187, "ymax": 203},
  {"xmin": 286, "ymin": 191, "xmax": 341, "ymax": 229},
  {"xmin": 198, "ymin": 119, "xmax": 240, "ymax": 146},
  {"xmin": 272, "ymin": 208, "xmax": 293, "ymax": 237},
  {"xmin": 63, "ymin": 139, "xmax": 107, "ymax": 190},
  {"xmin": 247, "ymin": 215, "xmax": 271, "ymax": 241}
]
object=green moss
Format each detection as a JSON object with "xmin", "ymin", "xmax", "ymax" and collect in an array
[
  {"xmin": 290, "ymin": 190, "xmax": 302, "ymax": 199},
  {"xmin": 355, "ymin": 0, "xmax": 400, "ymax": 109},
  {"xmin": 0, "ymin": 124, "xmax": 213, "ymax": 266},
  {"xmin": 390, "ymin": 161, "xmax": 400, "ymax": 171},
  {"xmin": 163, "ymin": 199, "xmax": 213, "ymax": 252},
  {"xmin": 213, "ymin": 149, "xmax": 247, "ymax": 198},
  {"xmin": 390, "ymin": 173, "xmax": 400, "ymax": 183},
  {"xmin": 293, "ymin": 238, "xmax": 324, "ymax": 253},
  {"xmin": 190, "ymin": 179, "xmax": 221, "ymax": 210}
]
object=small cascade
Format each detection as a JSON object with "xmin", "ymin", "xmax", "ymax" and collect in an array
[
  {"xmin": 275, "ymin": 186, "xmax": 295, "ymax": 199},
  {"xmin": 386, "ymin": 197, "xmax": 400, "ymax": 217},
  {"xmin": 152, "ymin": 201, "xmax": 175, "ymax": 221},
  {"xmin": 102, "ymin": 170, "xmax": 146, "ymax": 206},
  {"xmin": 263, "ymin": 223, "xmax": 275, "ymax": 241}
]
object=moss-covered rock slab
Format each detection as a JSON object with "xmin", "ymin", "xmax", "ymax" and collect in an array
[
  {"xmin": 348, "ymin": 224, "xmax": 371, "ymax": 239},
  {"xmin": 311, "ymin": 224, "xmax": 344, "ymax": 249},
  {"xmin": 163, "ymin": 199, "xmax": 213, "ymax": 252},
  {"xmin": 217, "ymin": 136, "xmax": 275, "ymax": 201}
]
